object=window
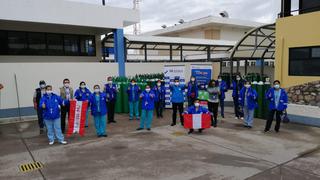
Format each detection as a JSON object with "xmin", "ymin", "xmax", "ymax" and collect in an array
[
  {"xmin": 64, "ymin": 35, "xmax": 79, "ymax": 56},
  {"xmin": 80, "ymin": 36, "xmax": 96, "ymax": 56},
  {"xmin": 0, "ymin": 31, "xmax": 7, "ymax": 55},
  {"xmin": 289, "ymin": 46, "xmax": 320, "ymax": 76},
  {"xmin": 250, "ymin": 62, "xmax": 256, "ymax": 66},
  {"xmin": 47, "ymin": 34, "xmax": 64, "ymax": 55},
  {"xmin": 299, "ymin": 0, "xmax": 320, "ymax": 14},
  {"xmin": 28, "ymin": 32, "xmax": 46, "ymax": 55},
  {"xmin": 8, "ymin": 31, "xmax": 28, "ymax": 55}
]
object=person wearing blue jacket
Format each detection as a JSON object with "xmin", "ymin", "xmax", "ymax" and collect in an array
[
  {"xmin": 137, "ymin": 85, "xmax": 155, "ymax": 131},
  {"xmin": 89, "ymin": 85, "xmax": 108, "ymax": 137},
  {"xmin": 153, "ymin": 80, "xmax": 165, "ymax": 118},
  {"xmin": 239, "ymin": 81, "xmax": 258, "ymax": 128},
  {"xmin": 184, "ymin": 99, "xmax": 210, "ymax": 134},
  {"xmin": 217, "ymin": 75, "xmax": 228, "ymax": 118},
  {"xmin": 187, "ymin": 76, "xmax": 198, "ymax": 107},
  {"xmin": 104, "ymin": 76, "xmax": 118, "ymax": 124},
  {"xmin": 127, "ymin": 79, "xmax": 141, "ymax": 121},
  {"xmin": 170, "ymin": 77, "xmax": 185, "ymax": 126},
  {"xmin": 232, "ymin": 73, "xmax": 245, "ymax": 119},
  {"xmin": 264, "ymin": 80, "xmax": 288, "ymax": 133},
  {"xmin": 74, "ymin": 81, "xmax": 92, "ymax": 127},
  {"xmin": 39, "ymin": 85, "xmax": 67, "ymax": 145}
]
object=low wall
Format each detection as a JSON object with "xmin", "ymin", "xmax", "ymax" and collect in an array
[{"xmin": 287, "ymin": 80, "xmax": 320, "ymax": 107}]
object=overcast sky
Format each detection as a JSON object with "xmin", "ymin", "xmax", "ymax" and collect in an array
[{"xmin": 69, "ymin": 0, "xmax": 299, "ymax": 34}]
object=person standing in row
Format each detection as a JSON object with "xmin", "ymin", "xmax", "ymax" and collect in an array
[
  {"xmin": 127, "ymin": 79, "xmax": 141, "ymax": 121},
  {"xmin": 153, "ymin": 80, "xmax": 165, "ymax": 118},
  {"xmin": 264, "ymin": 80, "xmax": 288, "ymax": 133},
  {"xmin": 59, "ymin": 78, "xmax": 73, "ymax": 134},
  {"xmin": 239, "ymin": 81, "xmax": 258, "ymax": 128},
  {"xmin": 184, "ymin": 99, "xmax": 210, "ymax": 134},
  {"xmin": 137, "ymin": 85, "xmax": 155, "ymax": 131},
  {"xmin": 104, "ymin": 76, "xmax": 118, "ymax": 124},
  {"xmin": 232, "ymin": 73, "xmax": 244, "ymax": 120},
  {"xmin": 90, "ymin": 85, "xmax": 108, "ymax": 137},
  {"xmin": 170, "ymin": 77, "xmax": 185, "ymax": 126},
  {"xmin": 74, "ymin": 82, "xmax": 91, "ymax": 127},
  {"xmin": 40, "ymin": 85, "xmax": 67, "ymax": 145},
  {"xmin": 33, "ymin": 80, "xmax": 47, "ymax": 134},
  {"xmin": 217, "ymin": 75, "xmax": 228, "ymax": 118},
  {"xmin": 207, "ymin": 80, "xmax": 220, "ymax": 127},
  {"xmin": 187, "ymin": 76, "xmax": 198, "ymax": 107}
]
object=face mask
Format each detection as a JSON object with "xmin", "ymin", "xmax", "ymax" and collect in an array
[
  {"xmin": 46, "ymin": 90, "xmax": 53, "ymax": 94},
  {"xmin": 146, "ymin": 88, "xmax": 151, "ymax": 92},
  {"xmin": 195, "ymin": 103, "xmax": 200, "ymax": 107},
  {"xmin": 274, "ymin": 84, "xmax": 280, "ymax": 89},
  {"xmin": 218, "ymin": 79, "xmax": 222, "ymax": 82},
  {"xmin": 175, "ymin": 82, "xmax": 179, "ymax": 86},
  {"xmin": 80, "ymin": 85, "xmax": 86, "ymax": 89},
  {"xmin": 40, "ymin": 84, "xmax": 46, "ymax": 88},
  {"xmin": 191, "ymin": 78, "xmax": 195, "ymax": 82},
  {"xmin": 245, "ymin": 84, "xmax": 251, "ymax": 88},
  {"xmin": 108, "ymin": 81, "xmax": 113, "ymax": 84},
  {"xmin": 157, "ymin": 83, "xmax": 161, "ymax": 86},
  {"xmin": 94, "ymin": 89, "xmax": 100, "ymax": 93},
  {"xmin": 64, "ymin": 83, "xmax": 70, "ymax": 88},
  {"xmin": 131, "ymin": 82, "xmax": 136, "ymax": 86},
  {"xmin": 236, "ymin": 77, "xmax": 241, "ymax": 81}
]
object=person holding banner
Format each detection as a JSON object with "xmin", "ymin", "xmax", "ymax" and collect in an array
[
  {"xmin": 217, "ymin": 75, "xmax": 228, "ymax": 118},
  {"xmin": 40, "ymin": 85, "xmax": 67, "ymax": 145},
  {"xmin": 184, "ymin": 99, "xmax": 210, "ymax": 134},
  {"xmin": 207, "ymin": 80, "xmax": 220, "ymax": 127},
  {"xmin": 264, "ymin": 80, "xmax": 288, "ymax": 133},
  {"xmin": 170, "ymin": 77, "xmax": 185, "ymax": 126},
  {"xmin": 60, "ymin": 78, "xmax": 74, "ymax": 134},
  {"xmin": 104, "ymin": 76, "xmax": 118, "ymax": 124},
  {"xmin": 33, "ymin": 80, "xmax": 47, "ymax": 134},
  {"xmin": 239, "ymin": 81, "xmax": 258, "ymax": 129},
  {"xmin": 89, "ymin": 85, "xmax": 108, "ymax": 137},
  {"xmin": 74, "ymin": 82, "xmax": 91, "ymax": 128},
  {"xmin": 187, "ymin": 76, "xmax": 198, "ymax": 107},
  {"xmin": 153, "ymin": 80, "xmax": 165, "ymax": 118},
  {"xmin": 127, "ymin": 79, "xmax": 141, "ymax": 121},
  {"xmin": 137, "ymin": 85, "xmax": 155, "ymax": 131},
  {"xmin": 232, "ymin": 73, "xmax": 245, "ymax": 120}
]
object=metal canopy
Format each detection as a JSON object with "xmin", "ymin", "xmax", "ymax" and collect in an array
[{"xmin": 229, "ymin": 23, "xmax": 276, "ymax": 60}]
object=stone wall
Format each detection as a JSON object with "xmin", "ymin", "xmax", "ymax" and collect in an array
[{"xmin": 287, "ymin": 80, "xmax": 320, "ymax": 107}]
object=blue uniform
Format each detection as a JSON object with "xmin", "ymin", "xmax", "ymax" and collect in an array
[
  {"xmin": 89, "ymin": 92, "xmax": 108, "ymax": 116},
  {"xmin": 39, "ymin": 94, "xmax": 64, "ymax": 120},
  {"xmin": 153, "ymin": 85, "xmax": 165, "ymax": 102},
  {"xmin": 74, "ymin": 87, "xmax": 91, "ymax": 127},
  {"xmin": 239, "ymin": 87, "xmax": 258, "ymax": 127},
  {"xmin": 265, "ymin": 88, "xmax": 288, "ymax": 111},
  {"xmin": 170, "ymin": 84, "xmax": 185, "ymax": 103},
  {"xmin": 185, "ymin": 106, "xmax": 209, "ymax": 114},
  {"xmin": 232, "ymin": 80, "xmax": 244, "ymax": 118},
  {"xmin": 217, "ymin": 80, "xmax": 228, "ymax": 117},
  {"xmin": 104, "ymin": 83, "xmax": 117, "ymax": 102},
  {"xmin": 127, "ymin": 84, "xmax": 141, "ymax": 102},
  {"xmin": 139, "ymin": 90, "xmax": 156, "ymax": 129}
]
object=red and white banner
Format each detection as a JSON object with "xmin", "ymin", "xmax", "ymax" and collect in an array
[
  {"xmin": 184, "ymin": 114, "xmax": 211, "ymax": 129},
  {"xmin": 67, "ymin": 100, "xmax": 88, "ymax": 137}
]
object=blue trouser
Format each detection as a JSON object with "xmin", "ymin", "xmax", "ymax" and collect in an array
[
  {"xmin": 140, "ymin": 110, "xmax": 153, "ymax": 129},
  {"xmin": 129, "ymin": 101, "xmax": 140, "ymax": 120},
  {"xmin": 85, "ymin": 107, "xmax": 89, "ymax": 127},
  {"xmin": 44, "ymin": 118, "xmax": 64, "ymax": 143},
  {"xmin": 243, "ymin": 106, "xmax": 254, "ymax": 127},
  {"xmin": 93, "ymin": 114, "xmax": 107, "ymax": 136},
  {"xmin": 220, "ymin": 99, "xmax": 225, "ymax": 116}
]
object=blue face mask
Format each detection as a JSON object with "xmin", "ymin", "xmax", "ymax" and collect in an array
[{"xmin": 274, "ymin": 84, "xmax": 280, "ymax": 89}]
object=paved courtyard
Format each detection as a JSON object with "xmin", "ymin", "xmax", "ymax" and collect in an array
[{"xmin": 1, "ymin": 108, "xmax": 320, "ymax": 180}]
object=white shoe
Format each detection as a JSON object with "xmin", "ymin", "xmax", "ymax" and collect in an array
[
  {"xmin": 235, "ymin": 117, "xmax": 239, "ymax": 120},
  {"xmin": 60, "ymin": 141, "xmax": 67, "ymax": 145},
  {"xmin": 49, "ymin": 141, "xmax": 54, "ymax": 145},
  {"xmin": 241, "ymin": 117, "xmax": 244, "ymax": 120}
]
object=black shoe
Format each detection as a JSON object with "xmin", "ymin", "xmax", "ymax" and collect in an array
[
  {"xmin": 85, "ymin": 125, "xmax": 88, "ymax": 128},
  {"xmin": 264, "ymin": 130, "xmax": 270, "ymax": 133},
  {"xmin": 221, "ymin": 115, "xmax": 225, "ymax": 118},
  {"xmin": 147, "ymin": 128, "xmax": 151, "ymax": 131},
  {"xmin": 213, "ymin": 124, "xmax": 217, "ymax": 128},
  {"xmin": 198, "ymin": 129, "xmax": 203, "ymax": 133},
  {"xmin": 40, "ymin": 129, "xmax": 44, "ymax": 135},
  {"xmin": 171, "ymin": 123, "xmax": 176, "ymax": 126},
  {"xmin": 97, "ymin": 135, "xmax": 102, "ymax": 138},
  {"xmin": 111, "ymin": 120, "xmax": 117, "ymax": 123},
  {"xmin": 275, "ymin": 130, "xmax": 279, "ymax": 133},
  {"xmin": 247, "ymin": 126, "xmax": 252, "ymax": 129},
  {"xmin": 188, "ymin": 129, "xmax": 194, "ymax": 134},
  {"xmin": 136, "ymin": 128, "xmax": 144, "ymax": 131},
  {"xmin": 102, "ymin": 134, "xmax": 108, "ymax": 137},
  {"xmin": 243, "ymin": 125, "xmax": 249, "ymax": 128}
]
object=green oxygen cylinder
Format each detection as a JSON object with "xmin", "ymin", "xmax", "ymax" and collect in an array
[
  {"xmin": 115, "ymin": 82, "xmax": 123, "ymax": 113},
  {"xmin": 263, "ymin": 78, "xmax": 271, "ymax": 120},
  {"xmin": 257, "ymin": 81, "xmax": 264, "ymax": 119},
  {"xmin": 252, "ymin": 81, "xmax": 258, "ymax": 118},
  {"xmin": 122, "ymin": 82, "xmax": 130, "ymax": 113}
]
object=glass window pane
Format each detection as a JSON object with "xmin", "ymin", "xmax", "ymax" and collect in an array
[
  {"xmin": 47, "ymin": 34, "xmax": 64, "ymax": 55},
  {"xmin": 289, "ymin": 48, "xmax": 309, "ymax": 60},
  {"xmin": 80, "ymin": 36, "xmax": 96, "ymax": 56},
  {"xmin": 8, "ymin": 31, "xmax": 28, "ymax": 55},
  {"xmin": 64, "ymin": 35, "xmax": 79, "ymax": 56},
  {"xmin": 28, "ymin": 32, "xmax": 46, "ymax": 55},
  {"xmin": 311, "ymin": 47, "xmax": 320, "ymax": 58},
  {"xmin": 0, "ymin": 31, "xmax": 8, "ymax": 55}
]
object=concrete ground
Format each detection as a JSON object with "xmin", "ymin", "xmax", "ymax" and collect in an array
[{"xmin": 0, "ymin": 107, "xmax": 320, "ymax": 180}]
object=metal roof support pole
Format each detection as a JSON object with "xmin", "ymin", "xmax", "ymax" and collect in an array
[
  {"xmin": 236, "ymin": 59, "xmax": 240, "ymax": 73},
  {"xmin": 180, "ymin": 45, "xmax": 183, "ymax": 62},
  {"xmin": 144, "ymin": 43, "xmax": 147, "ymax": 62},
  {"xmin": 220, "ymin": 59, "xmax": 223, "ymax": 75},
  {"xmin": 207, "ymin": 46, "xmax": 210, "ymax": 62},
  {"xmin": 245, "ymin": 59, "xmax": 248, "ymax": 76},
  {"xmin": 170, "ymin": 45, "xmax": 173, "ymax": 62},
  {"xmin": 113, "ymin": 29, "xmax": 125, "ymax": 77},
  {"xmin": 230, "ymin": 58, "xmax": 234, "ymax": 81}
]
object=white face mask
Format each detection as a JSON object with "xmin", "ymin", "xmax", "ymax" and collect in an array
[
  {"xmin": 40, "ymin": 84, "xmax": 46, "ymax": 89},
  {"xmin": 80, "ymin": 85, "xmax": 86, "ymax": 89},
  {"xmin": 245, "ymin": 84, "xmax": 251, "ymax": 88},
  {"xmin": 131, "ymin": 82, "xmax": 136, "ymax": 86},
  {"xmin": 94, "ymin": 89, "xmax": 100, "ymax": 93},
  {"xmin": 218, "ymin": 79, "xmax": 222, "ymax": 82},
  {"xmin": 274, "ymin": 84, "xmax": 280, "ymax": 89},
  {"xmin": 236, "ymin": 77, "xmax": 241, "ymax": 81},
  {"xmin": 108, "ymin": 81, "xmax": 113, "ymax": 84},
  {"xmin": 191, "ymin": 78, "xmax": 195, "ymax": 82},
  {"xmin": 195, "ymin": 103, "xmax": 200, "ymax": 107},
  {"xmin": 46, "ymin": 90, "xmax": 53, "ymax": 94},
  {"xmin": 157, "ymin": 83, "xmax": 161, "ymax": 86},
  {"xmin": 146, "ymin": 88, "xmax": 151, "ymax": 92},
  {"xmin": 64, "ymin": 83, "xmax": 70, "ymax": 88},
  {"xmin": 175, "ymin": 82, "xmax": 179, "ymax": 86}
]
